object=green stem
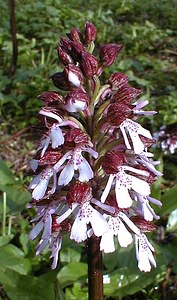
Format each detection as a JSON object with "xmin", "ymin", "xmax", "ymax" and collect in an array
[
  {"xmin": 2, "ymin": 192, "xmax": 7, "ymax": 236},
  {"xmin": 54, "ymin": 279, "xmax": 65, "ymax": 300},
  {"xmin": 87, "ymin": 41, "xmax": 95, "ymax": 54},
  {"xmin": 99, "ymin": 140, "xmax": 121, "ymax": 155},
  {"xmin": 8, "ymin": 215, "xmax": 12, "ymax": 235},
  {"xmin": 89, "ymin": 76, "xmax": 100, "ymax": 113},
  {"xmin": 93, "ymin": 84, "xmax": 110, "ymax": 107},
  {"xmin": 92, "ymin": 118, "xmax": 106, "ymax": 141},
  {"xmin": 94, "ymin": 98, "xmax": 111, "ymax": 121}
]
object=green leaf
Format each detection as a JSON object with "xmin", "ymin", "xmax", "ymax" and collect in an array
[
  {"xmin": 103, "ymin": 244, "xmax": 166, "ymax": 297},
  {"xmin": 118, "ymin": 245, "xmax": 138, "ymax": 270},
  {"xmin": 65, "ymin": 282, "xmax": 88, "ymax": 300},
  {"xmin": 156, "ymin": 242, "xmax": 177, "ymax": 273},
  {"xmin": 60, "ymin": 246, "xmax": 81, "ymax": 263},
  {"xmin": 0, "ymin": 235, "xmax": 14, "ymax": 247},
  {"xmin": 57, "ymin": 262, "xmax": 87, "ymax": 288},
  {"xmin": 0, "ymin": 184, "xmax": 31, "ymax": 214},
  {"xmin": 159, "ymin": 186, "xmax": 177, "ymax": 216},
  {"xmin": 0, "ymin": 269, "xmax": 55, "ymax": 300},
  {"xmin": 19, "ymin": 233, "xmax": 32, "ymax": 255},
  {"xmin": 0, "ymin": 160, "xmax": 16, "ymax": 185},
  {"xmin": 53, "ymin": 278, "xmax": 66, "ymax": 300},
  {"xmin": 0, "ymin": 244, "xmax": 31, "ymax": 274},
  {"xmin": 104, "ymin": 266, "xmax": 165, "ymax": 297},
  {"xmin": 103, "ymin": 250, "xmax": 119, "ymax": 272}
]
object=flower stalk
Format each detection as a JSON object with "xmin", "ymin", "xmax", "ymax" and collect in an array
[
  {"xmin": 2, "ymin": 192, "xmax": 7, "ymax": 236},
  {"xmin": 87, "ymin": 236, "xmax": 103, "ymax": 300},
  {"xmin": 27, "ymin": 22, "xmax": 162, "ymax": 298}
]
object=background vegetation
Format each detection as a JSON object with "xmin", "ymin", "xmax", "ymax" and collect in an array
[{"xmin": 0, "ymin": 0, "xmax": 177, "ymax": 299}]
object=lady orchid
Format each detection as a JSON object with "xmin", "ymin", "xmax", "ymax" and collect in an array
[{"xmin": 28, "ymin": 21, "xmax": 162, "ymax": 292}]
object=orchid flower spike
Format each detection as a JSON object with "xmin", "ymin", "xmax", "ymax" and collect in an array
[{"xmin": 28, "ymin": 21, "xmax": 161, "ymax": 273}]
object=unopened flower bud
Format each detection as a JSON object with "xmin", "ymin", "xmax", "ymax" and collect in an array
[
  {"xmin": 67, "ymin": 28, "xmax": 83, "ymax": 43},
  {"xmin": 37, "ymin": 91, "xmax": 65, "ymax": 106},
  {"xmin": 50, "ymin": 72, "xmax": 70, "ymax": 91},
  {"xmin": 85, "ymin": 21, "xmax": 97, "ymax": 43},
  {"xmin": 38, "ymin": 151, "xmax": 63, "ymax": 166},
  {"xmin": 52, "ymin": 217, "xmax": 71, "ymax": 233},
  {"xmin": 100, "ymin": 43, "xmax": 122, "ymax": 67},
  {"xmin": 102, "ymin": 151, "xmax": 127, "ymax": 174},
  {"xmin": 69, "ymin": 40, "xmax": 85, "ymax": 61},
  {"xmin": 130, "ymin": 216, "xmax": 157, "ymax": 232},
  {"xmin": 60, "ymin": 37, "xmax": 72, "ymax": 53},
  {"xmin": 65, "ymin": 128, "xmax": 91, "ymax": 146},
  {"xmin": 64, "ymin": 64, "xmax": 83, "ymax": 87},
  {"xmin": 80, "ymin": 51, "xmax": 98, "ymax": 78},
  {"xmin": 67, "ymin": 181, "xmax": 92, "ymax": 206},
  {"xmin": 113, "ymin": 85, "xmax": 142, "ymax": 104},
  {"xmin": 65, "ymin": 87, "xmax": 89, "ymax": 112},
  {"xmin": 57, "ymin": 45, "xmax": 74, "ymax": 65},
  {"xmin": 107, "ymin": 102, "xmax": 131, "ymax": 126},
  {"xmin": 108, "ymin": 72, "xmax": 129, "ymax": 91}
]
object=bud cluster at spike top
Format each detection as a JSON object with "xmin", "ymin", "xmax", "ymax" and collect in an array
[{"xmin": 28, "ymin": 22, "xmax": 162, "ymax": 272}]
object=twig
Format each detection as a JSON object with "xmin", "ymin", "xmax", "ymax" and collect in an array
[
  {"xmin": 2, "ymin": 192, "xmax": 7, "ymax": 236},
  {"xmin": 163, "ymin": 49, "xmax": 177, "ymax": 56},
  {"xmin": 162, "ymin": 266, "xmax": 172, "ymax": 300},
  {"xmin": 9, "ymin": 0, "xmax": 18, "ymax": 76},
  {"xmin": 0, "ymin": 126, "xmax": 32, "ymax": 144}
]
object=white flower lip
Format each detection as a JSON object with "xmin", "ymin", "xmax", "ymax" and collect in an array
[
  {"xmin": 100, "ymin": 211, "xmax": 140, "ymax": 253},
  {"xmin": 29, "ymin": 168, "xmax": 56, "ymax": 200},
  {"xmin": 120, "ymin": 118, "xmax": 152, "ymax": 154},
  {"xmin": 54, "ymin": 148, "xmax": 96, "ymax": 186},
  {"xmin": 135, "ymin": 233, "xmax": 156, "ymax": 272},
  {"xmin": 101, "ymin": 169, "xmax": 150, "ymax": 208},
  {"xmin": 70, "ymin": 202, "xmax": 109, "ymax": 243},
  {"xmin": 65, "ymin": 99, "xmax": 87, "ymax": 112},
  {"xmin": 37, "ymin": 123, "xmax": 65, "ymax": 157},
  {"xmin": 68, "ymin": 71, "xmax": 81, "ymax": 87}
]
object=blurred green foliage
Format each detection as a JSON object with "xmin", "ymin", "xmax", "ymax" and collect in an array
[{"xmin": 0, "ymin": 0, "xmax": 177, "ymax": 299}]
